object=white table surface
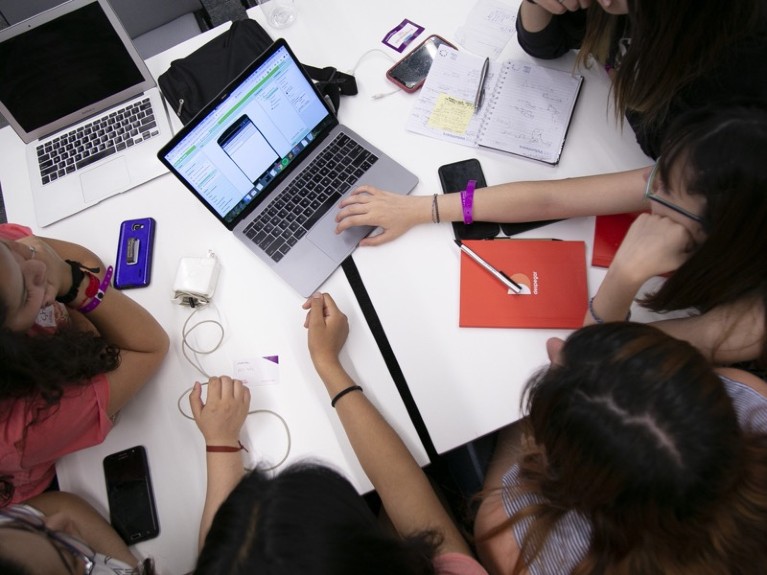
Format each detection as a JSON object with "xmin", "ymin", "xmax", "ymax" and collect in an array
[
  {"xmin": 0, "ymin": 4, "xmax": 442, "ymax": 573},
  {"xmin": 0, "ymin": 1, "xmax": 658, "ymax": 572},
  {"xmin": 254, "ymin": 0, "xmax": 652, "ymax": 454}
]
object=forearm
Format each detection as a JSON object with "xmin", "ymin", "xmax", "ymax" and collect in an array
[
  {"xmin": 585, "ymin": 261, "xmax": 645, "ymax": 325},
  {"xmin": 436, "ymin": 169, "xmax": 648, "ymax": 225},
  {"xmin": 653, "ymin": 299, "xmax": 765, "ymax": 365},
  {"xmin": 38, "ymin": 235, "xmax": 168, "ymax": 356},
  {"xmin": 77, "ymin": 288, "xmax": 168, "ymax": 354},
  {"xmin": 75, "ymin": 271, "xmax": 168, "ymax": 415},
  {"xmin": 198, "ymin": 451, "xmax": 245, "ymax": 551},
  {"xmin": 316, "ymin": 361, "xmax": 470, "ymax": 555},
  {"xmin": 25, "ymin": 492, "xmax": 138, "ymax": 566},
  {"xmin": 519, "ymin": 1, "xmax": 555, "ymax": 32}
]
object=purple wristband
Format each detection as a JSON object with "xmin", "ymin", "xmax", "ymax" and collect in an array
[
  {"xmin": 460, "ymin": 180, "xmax": 476, "ymax": 225},
  {"xmin": 78, "ymin": 265, "xmax": 113, "ymax": 314}
]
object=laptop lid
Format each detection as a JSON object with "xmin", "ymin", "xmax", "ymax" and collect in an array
[
  {"xmin": 158, "ymin": 38, "xmax": 339, "ymax": 231},
  {"xmin": 0, "ymin": 0, "xmax": 157, "ymax": 144}
]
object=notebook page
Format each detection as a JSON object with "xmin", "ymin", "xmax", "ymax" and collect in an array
[
  {"xmin": 477, "ymin": 61, "xmax": 582, "ymax": 164},
  {"xmin": 406, "ymin": 45, "xmax": 499, "ymax": 147}
]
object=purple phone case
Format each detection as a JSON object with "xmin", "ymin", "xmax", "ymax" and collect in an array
[{"xmin": 115, "ymin": 218, "xmax": 155, "ymax": 289}]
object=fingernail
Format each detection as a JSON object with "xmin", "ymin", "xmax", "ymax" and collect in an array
[{"xmin": 312, "ymin": 291, "xmax": 322, "ymax": 299}]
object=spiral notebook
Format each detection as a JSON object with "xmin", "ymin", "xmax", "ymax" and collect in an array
[{"xmin": 406, "ymin": 46, "xmax": 583, "ymax": 164}]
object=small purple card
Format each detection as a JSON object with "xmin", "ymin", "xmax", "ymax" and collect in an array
[{"xmin": 382, "ymin": 19, "xmax": 425, "ymax": 53}]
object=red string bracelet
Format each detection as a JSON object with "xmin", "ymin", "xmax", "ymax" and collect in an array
[
  {"xmin": 78, "ymin": 266, "xmax": 113, "ymax": 314},
  {"xmin": 206, "ymin": 441, "xmax": 248, "ymax": 453}
]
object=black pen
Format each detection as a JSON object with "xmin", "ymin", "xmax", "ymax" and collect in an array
[
  {"xmin": 454, "ymin": 240, "xmax": 522, "ymax": 293},
  {"xmin": 473, "ymin": 57, "xmax": 490, "ymax": 113}
]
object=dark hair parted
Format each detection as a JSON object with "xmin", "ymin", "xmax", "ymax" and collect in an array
[
  {"xmin": 640, "ymin": 104, "xmax": 767, "ymax": 364},
  {"xmin": 195, "ymin": 463, "xmax": 441, "ymax": 575},
  {"xmin": 490, "ymin": 323, "xmax": 767, "ymax": 574},
  {"xmin": 576, "ymin": 0, "xmax": 764, "ymax": 131}
]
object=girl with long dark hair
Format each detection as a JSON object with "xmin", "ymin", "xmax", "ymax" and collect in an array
[
  {"xmin": 0, "ymin": 224, "xmax": 168, "ymax": 504},
  {"xmin": 475, "ymin": 323, "xmax": 767, "ymax": 574}
]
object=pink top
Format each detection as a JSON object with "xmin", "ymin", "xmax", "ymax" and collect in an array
[
  {"xmin": 0, "ymin": 224, "xmax": 112, "ymax": 503},
  {"xmin": 433, "ymin": 553, "xmax": 490, "ymax": 575}
]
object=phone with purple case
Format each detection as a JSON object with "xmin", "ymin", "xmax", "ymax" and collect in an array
[{"xmin": 115, "ymin": 217, "xmax": 155, "ymax": 289}]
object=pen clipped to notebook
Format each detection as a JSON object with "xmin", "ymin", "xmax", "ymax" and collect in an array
[{"xmin": 454, "ymin": 239, "xmax": 522, "ymax": 294}]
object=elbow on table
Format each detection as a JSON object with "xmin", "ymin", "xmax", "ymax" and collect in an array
[{"xmin": 147, "ymin": 325, "xmax": 171, "ymax": 367}]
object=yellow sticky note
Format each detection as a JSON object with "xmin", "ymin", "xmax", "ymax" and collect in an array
[{"xmin": 427, "ymin": 94, "xmax": 475, "ymax": 134}]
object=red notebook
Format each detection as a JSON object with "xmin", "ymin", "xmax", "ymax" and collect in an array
[
  {"xmin": 459, "ymin": 239, "xmax": 588, "ymax": 328},
  {"xmin": 591, "ymin": 212, "xmax": 643, "ymax": 268}
]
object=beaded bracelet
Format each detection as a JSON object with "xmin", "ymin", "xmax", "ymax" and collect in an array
[
  {"xmin": 78, "ymin": 266, "xmax": 113, "ymax": 314},
  {"xmin": 331, "ymin": 385, "xmax": 363, "ymax": 408},
  {"xmin": 460, "ymin": 180, "xmax": 476, "ymax": 225}
]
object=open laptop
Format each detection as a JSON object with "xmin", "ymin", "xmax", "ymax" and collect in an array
[
  {"xmin": 158, "ymin": 39, "xmax": 418, "ymax": 297},
  {"xmin": 0, "ymin": 0, "xmax": 173, "ymax": 227}
]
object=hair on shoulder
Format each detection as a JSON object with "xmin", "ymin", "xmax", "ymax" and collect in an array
[
  {"xmin": 492, "ymin": 323, "xmax": 767, "ymax": 574},
  {"xmin": 0, "ymin": 300, "xmax": 120, "ymax": 406},
  {"xmin": 640, "ymin": 103, "xmax": 767, "ymax": 365},
  {"xmin": 577, "ymin": 0, "xmax": 764, "ymax": 130},
  {"xmin": 195, "ymin": 462, "xmax": 441, "ymax": 575}
]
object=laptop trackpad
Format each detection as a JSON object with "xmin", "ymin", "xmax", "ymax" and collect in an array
[
  {"xmin": 81, "ymin": 158, "xmax": 130, "ymax": 203},
  {"xmin": 311, "ymin": 212, "xmax": 370, "ymax": 260}
]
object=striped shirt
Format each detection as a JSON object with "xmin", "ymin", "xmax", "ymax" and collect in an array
[{"xmin": 500, "ymin": 375, "xmax": 767, "ymax": 575}]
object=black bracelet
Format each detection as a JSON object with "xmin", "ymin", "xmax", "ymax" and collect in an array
[
  {"xmin": 331, "ymin": 385, "xmax": 363, "ymax": 408},
  {"xmin": 56, "ymin": 260, "xmax": 85, "ymax": 304}
]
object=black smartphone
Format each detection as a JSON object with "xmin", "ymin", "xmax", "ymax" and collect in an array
[
  {"xmin": 438, "ymin": 159, "xmax": 500, "ymax": 240},
  {"xmin": 103, "ymin": 445, "xmax": 160, "ymax": 544},
  {"xmin": 499, "ymin": 219, "xmax": 562, "ymax": 237},
  {"xmin": 115, "ymin": 218, "xmax": 156, "ymax": 289},
  {"xmin": 386, "ymin": 34, "xmax": 456, "ymax": 92}
]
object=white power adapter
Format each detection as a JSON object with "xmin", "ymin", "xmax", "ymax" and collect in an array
[{"xmin": 172, "ymin": 252, "xmax": 221, "ymax": 307}]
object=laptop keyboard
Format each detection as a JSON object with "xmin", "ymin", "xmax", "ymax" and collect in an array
[
  {"xmin": 244, "ymin": 132, "xmax": 378, "ymax": 263},
  {"xmin": 36, "ymin": 98, "xmax": 159, "ymax": 186}
]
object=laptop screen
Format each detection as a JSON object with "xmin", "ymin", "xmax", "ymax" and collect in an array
[
  {"xmin": 162, "ymin": 42, "xmax": 335, "ymax": 226},
  {"xmin": 0, "ymin": 1, "xmax": 145, "ymax": 133}
]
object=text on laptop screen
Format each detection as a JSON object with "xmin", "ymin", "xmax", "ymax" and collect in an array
[
  {"xmin": 163, "ymin": 45, "xmax": 333, "ymax": 224},
  {"xmin": 0, "ymin": 2, "xmax": 145, "ymax": 133}
]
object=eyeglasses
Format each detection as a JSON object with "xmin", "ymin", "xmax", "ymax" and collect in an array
[
  {"xmin": 0, "ymin": 506, "xmax": 95, "ymax": 575},
  {"xmin": 644, "ymin": 160, "xmax": 704, "ymax": 224}
]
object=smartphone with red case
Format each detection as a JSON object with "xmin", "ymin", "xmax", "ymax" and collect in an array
[
  {"xmin": 115, "ymin": 217, "xmax": 155, "ymax": 289},
  {"xmin": 386, "ymin": 34, "xmax": 456, "ymax": 93}
]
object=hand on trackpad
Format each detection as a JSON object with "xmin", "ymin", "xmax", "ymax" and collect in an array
[
  {"xmin": 80, "ymin": 158, "xmax": 130, "ymax": 204},
  {"xmin": 312, "ymin": 210, "xmax": 370, "ymax": 260}
]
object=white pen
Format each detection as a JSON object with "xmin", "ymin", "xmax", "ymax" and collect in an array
[{"xmin": 454, "ymin": 240, "xmax": 522, "ymax": 294}]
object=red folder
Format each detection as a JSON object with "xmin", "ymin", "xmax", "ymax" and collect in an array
[
  {"xmin": 591, "ymin": 212, "xmax": 643, "ymax": 268},
  {"xmin": 459, "ymin": 239, "xmax": 588, "ymax": 328}
]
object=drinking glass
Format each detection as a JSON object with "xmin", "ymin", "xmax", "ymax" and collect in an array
[{"xmin": 256, "ymin": 0, "xmax": 297, "ymax": 29}]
